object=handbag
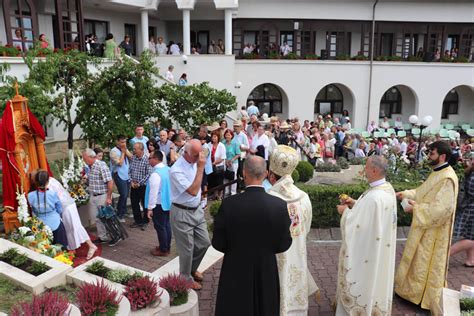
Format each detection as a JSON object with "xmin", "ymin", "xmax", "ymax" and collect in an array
[
  {"xmin": 212, "ymin": 165, "xmax": 224, "ymax": 175},
  {"xmin": 224, "ymin": 168, "xmax": 235, "ymax": 180}
]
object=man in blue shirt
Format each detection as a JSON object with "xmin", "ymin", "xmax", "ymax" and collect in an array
[
  {"xmin": 110, "ymin": 135, "xmax": 132, "ymax": 221},
  {"xmin": 130, "ymin": 124, "xmax": 149, "ymax": 154},
  {"xmin": 246, "ymin": 101, "xmax": 260, "ymax": 117}
]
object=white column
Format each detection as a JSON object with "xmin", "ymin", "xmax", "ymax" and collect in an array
[
  {"xmin": 224, "ymin": 9, "xmax": 232, "ymax": 55},
  {"xmin": 141, "ymin": 10, "xmax": 149, "ymax": 54},
  {"xmin": 182, "ymin": 9, "xmax": 191, "ymax": 55}
]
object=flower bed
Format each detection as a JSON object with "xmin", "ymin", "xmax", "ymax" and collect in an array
[
  {"xmin": 159, "ymin": 273, "xmax": 199, "ymax": 316},
  {"xmin": 67, "ymin": 257, "xmax": 170, "ymax": 315},
  {"xmin": 0, "ymin": 238, "xmax": 73, "ymax": 294},
  {"xmin": 0, "ymin": 248, "xmax": 50, "ymax": 276}
]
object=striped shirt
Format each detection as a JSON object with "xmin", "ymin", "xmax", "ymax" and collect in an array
[
  {"xmin": 88, "ymin": 160, "xmax": 112, "ymax": 195},
  {"xmin": 129, "ymin": 154, "xmax": 152, "ymax": 186}
]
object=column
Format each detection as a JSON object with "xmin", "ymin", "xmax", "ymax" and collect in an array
[
  {"xmin": 224, "ymin": 9, "xmax": 232, "ymax": 55},
  {"xmin": 141, "ymin": 10, "xmax": 149, "ymax": 54},
  {"xmin": 182, "ymin": 9, "xmax": 191, "ymax": 55}
]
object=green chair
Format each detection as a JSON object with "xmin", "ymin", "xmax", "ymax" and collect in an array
[
  {"xmin": 412, "ymin": 128, "xmax": 421, "ymax": 136},
  {"xmin": 373, "ymin": 131, "xmax": 383, "ymax": 138},
  {"xmin": 439, "ymin": 129, "xmax": 449, "ymax": 139},
  {"xmin": 361, "ymin": 131, "xmax": 371, "ymax": 138},
  {"xmin": 429, "ymin": 128, "xmax": 440, "ymax": 135},
  {"xmin": 467, "ymin": 129, "xmax": 474, "ymax": 137},
  {"xmin": 397, "ymin": 130, "xmax": 407, "ymax": 137},
  {"xmin": 448, "ymin": 130, "xmax": 458, "ymax": 140},
  {"xmin": 462, "ymin": 124, "xmax": 471, "ymax": 131},
  {"xmin": 387, "ymin": 128, "xmax": 396, "ymax": 136},
  {"xmin": 403, "ymin": 123, "xmax": 412, "ymax": 131},
  {"xmin": 445, "ymin": 123, "xmax": 454, "ymax": 130}
]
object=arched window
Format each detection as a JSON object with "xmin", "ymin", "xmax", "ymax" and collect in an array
[
  {"xmin": 3, "ymin": 0, "xmax": 39, "ymax": 51},
  {"xmin": 314, "ymin": 84, "xmax": 343, "ymax": 115},
  {"xmin": 442, "ymin": 89, "xmax": 459, "ymax": 119},
  {"xmin": 379, "ymin": 87, "xmax": 402, "ymax": 118},
  {"xmin": 247, "ymin": 83, "xmax": 283, "ymax": 116}
]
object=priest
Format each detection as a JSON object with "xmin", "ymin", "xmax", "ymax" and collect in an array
[
  {"xmin": 267, "ymin": 145, "xmax": 319, "ymax": 316},
  {"xmin": 395, "ymin": 141, "xmax": 459, "ymax": 311},
  {"xmin": 336, "ymin": 155, "xmax": 397, "ymax": 316}
]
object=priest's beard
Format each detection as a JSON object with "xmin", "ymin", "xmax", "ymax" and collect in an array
[{"xmin": 429, "ymin": 156, "xmax": 441, "ymax": 166}]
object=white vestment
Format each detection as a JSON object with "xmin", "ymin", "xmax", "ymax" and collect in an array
[
  {"xmin": 336, "ymin": 181, "xmax": 397, "ymax": 316},
  {"xmin": 268, "ymin": 175, "xmax": 318, "ymax": 316}
]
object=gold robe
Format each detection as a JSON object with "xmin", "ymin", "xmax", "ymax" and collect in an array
[{"xmin": 395, "ymin": 165, "xmax": 459, "ymax": 311}]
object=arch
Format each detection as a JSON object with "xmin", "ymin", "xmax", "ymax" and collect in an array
[
  {"xmin": 246, "ymin": 83, "xmax": 289, "ymax": 118},
  {"xmin": 441, "ymin": 85, "xmax": 474, "ymax": 124},
  {"xmin": 377, "ymin": 84, "xmax": 419, "ymax": 123},
  {"xmin": 314, "ymin": 83, "xmax": 355, "ymax": 122}
]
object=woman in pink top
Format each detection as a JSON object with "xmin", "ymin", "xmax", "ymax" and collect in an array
[{"xmin": 39, "ymin": 34, "xmax": 49, "ymax": 49}]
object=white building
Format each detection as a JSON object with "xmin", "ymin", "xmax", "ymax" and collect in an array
[{"xmin": 0, "ymin": 0, "xmax": 473, "ymax": 147}]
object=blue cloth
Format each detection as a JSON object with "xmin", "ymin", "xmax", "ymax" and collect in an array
[
  {"xmin": 145, "ymin": 165, "xmax": 172, "ymax": 211},
  {"xmin": 223, "ymin": 140, "xmax": 241, "ymax": 161},
  {"xmin": 110, "ymin": 146, "xmax": 129, "ymax": 181},
  {"xmin": 27, "ymin": 190, "xmax": 63, "ymax": 230}
]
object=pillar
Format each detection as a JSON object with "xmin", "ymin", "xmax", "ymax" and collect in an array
[
  {"xmin": 141, "ymin": 10, "xmax": 149, "ymax": 54},
  {"xmin": 224, "ymin": 9, "xmax": 232, "ymax": 55},
  {"xmin": 182, "ymin": 9, "xmax": 191, "ymax": 55}
]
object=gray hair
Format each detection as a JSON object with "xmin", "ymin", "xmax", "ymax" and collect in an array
[
  {"xmin": 368, "ymin": 155, "xmax": 388, "ymax": 176},
  {"xmin": 133, "ymin": 142, "xmax": 144, "ymax": 150},
  {"xmin": 83, "ymin": 148, "xmax": 96, "ymax": 158},
  {"xmin": 244, "ymin": 155, "xmax": 267, "ymax": 180}
]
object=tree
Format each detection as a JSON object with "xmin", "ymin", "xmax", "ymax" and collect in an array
[
  {"xmin": 80, "ymin": 52, "xmax": 164, "ymax": 148},
  {"xmin": 159, "ymin": 82, "xmax": 237, "ymax": 132}
]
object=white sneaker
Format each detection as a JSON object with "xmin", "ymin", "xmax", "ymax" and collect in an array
[
  {"xmin": 200, "ymin": 198, "xmax": 208, "ymax": 209},
  {"xmin": 118, "ymin": 218, "xmax": 126, "ymax": 223}
]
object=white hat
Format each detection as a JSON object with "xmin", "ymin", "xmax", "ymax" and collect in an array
[
  {"xmin": 207, "ymin": 122, "xmax": 220, "ymax": 132},
  {"xmin": 269, "ymin": 145, "xmax": 300, "ymax": 177}
]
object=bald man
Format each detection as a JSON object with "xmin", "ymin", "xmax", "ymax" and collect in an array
[
  {"xmin": 169, "ymin": 139, "xmax": 210, "ymax": 290},
  {"xmin": 335, "ymin": 156, "xmax": 397, "ymax": 316}
]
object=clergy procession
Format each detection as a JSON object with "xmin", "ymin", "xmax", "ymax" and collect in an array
[{"xmin": 212, "ymin": 140, "xmax": 463, "ymax": 316}]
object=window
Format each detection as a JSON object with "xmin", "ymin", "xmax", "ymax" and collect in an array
[
  {"xmin": 379, "ymin": 87, "xmax": 402, "ymax": 118},
  {"xmin": 84, "ymin": 19, "xmax": 109, "ymax": 44},
  {"xmin": 442, "ymin": 89, "xmax": 459, "ymax": 119},
  {"xmin": 247, "ymin": 84, "xmax": 283, "ymax": 116},
  {"xmin": 326, "ymin": 31, "xmax": 351, "ymax": 58},
  {"xmin": 314, "ymin": 85, "xmax": 343, "ymax": 115},
  {"xmin": 280, "ymin": 31, "xmax": 294, "ymax": 52},
  {"xmin": 3, "ymin": 0, "xmax": 39, "ymax": 51},
  {"xmin": 54, "ymin": 0, "xmax": 84, "ymax": 50}
]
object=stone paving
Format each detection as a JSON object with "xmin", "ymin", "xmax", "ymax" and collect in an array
[{"xmin": 98, "ymin": 218, "xmax": 473, "ymax": 315}]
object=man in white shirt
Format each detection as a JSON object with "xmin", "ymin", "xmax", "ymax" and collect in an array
[
  {"xmin": 146, "ymin": 150, "xmax": 172, "ymax": 257},
  {"xmin": 389, "ymin": 133, "xmax": 400, "ymax": 148},
  {"xmin": 400, "ymin": 137, "xmax": 408, "ymax": 156},
  {"xmin": 246, "ymin": 101, "xmax": 260, "ymax": 117},
  {"xmin": 280, "ymin": 41, "xmax": 291, "ymax": 56},
  {"xmin": 250, "ymin": 124, "xmax": 270, "ymax": 161},
  {"xmin": 165, "ymin": 65, "xmax": 175, "ymax": 83},
  {"xmin": 243, "ymin": 43, "xmax": 253, "ymax": 54},
  {"xmin": 170, "ymin": 42, "xmax": 180, "ymax": 55},
  {"xmin": 156, "ymin": 36, "xmax": 167, "ymax": 55},
  {"xmin": 169, "ymin": 140, "xmax": 210, "ymax": 290},
  {"xmin": 148, "ymin": 36, "xmax": 156, "ymax": 54},
  {"xmin": 380, "ymin": 117, "xmax": 390, "ymax": 131}
]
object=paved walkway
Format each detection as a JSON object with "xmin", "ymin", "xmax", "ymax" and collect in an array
[{"xmin": 98, "ymin": 219, "xmax": 473, "ymax": 315}]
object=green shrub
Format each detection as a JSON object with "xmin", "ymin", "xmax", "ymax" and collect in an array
[
  {"xmin": 407, "ymin": 56, "xmax": 423, "ymax": 62},
  {"xmin": 209, "ymin": 201, "xmax": 221, "ymax": 219},
  {"xmin": 349, "ymin": 157, "xmax": 365, "ymax": 165},
  {"xmin": 336, "ymin": 157, "xmax": 350, "ymax": 169},
  {"xmin": 336, "ymin": 54, "xmax": 350, "ymax": 60},
  {"xmin": 441, "ymin": 56, "xmax": 452, "ymax": 63},
  {"xmin": 388, "ymin": 56, "xmax": 403, "ymax": 61},
  {"xmin": 460, "ymin": 297, "xmax": 474, "ymax": 312},
  {"xmin": 106, "ymin": 269, "xmax": 134, "ymax": 285},
  {"xmin": 352, "ymin": 54, "xmax": 368, "ymax": 61},
  {"xmin": 85, "ymin": 260, "xmax": 111, "ymax": 278},
  {"xmin": 267, "ymin": 52, "xmax": 280, "ymax": 59},
  {"xmin": 304, "ymin": 54, "xmax": 319, "ymax": 60},
  {"xmin": 314, "ymin": 162, "xmax": 341, "ymax": 172},
  {"xmin": 297, "ymin": 182, "xmax": 415, "ymax": 228},
  {"xmin": 375, "ymin": 55, "xmax": 388, "ymax": 61},
  {"xmin": 292, "ymin": 169, "xmax": 300, "ymax": 183},
  {"xmin": 10, "ymin": 253, "xmax": 28, "ymax": 267},
  {"xmin": 454, "ymin": 56, "xmax": 469, "ymax": 63},
  {"xmin": 26, "ymin": 261, "xmax": 50, "ymax": 276},
  {"xmin": 296, "ymin": 161, "xmax": 314, "ymax": 182},
  {"xmin": 284, "ymin": 52, "xmax": 299, "ymax": 60},
  {"xmin": 0, "ymin": 248, "xmax": 20, "ymax": 262}
]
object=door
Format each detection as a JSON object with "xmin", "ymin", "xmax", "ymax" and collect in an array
[
  {"xmin": 197, "ymin": 31, "xmax": 209, "ymax": 54},
  {"xmin": 124, "ymin": 24, "xmax": 137, "ymax": 55}
]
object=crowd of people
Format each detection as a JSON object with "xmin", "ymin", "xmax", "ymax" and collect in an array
[{"xmin": 20, "ymin": 98, "xmax": 473, "ymax": 314}]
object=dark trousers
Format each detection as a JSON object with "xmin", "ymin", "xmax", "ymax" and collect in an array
[
  {"xmin": 130, "ymin": 185, "xmax": 148, "ymax": 225},
  {"xmin": 152, "ymin": 205, "xmax": 172, "ymax": 252},
  {"xmin": 113, "ymin": 173, "xmax": 129, "ymax": 218},
  {"xmin": 53, "ymin": 221, "xmax": 68, "ymax": 249}
]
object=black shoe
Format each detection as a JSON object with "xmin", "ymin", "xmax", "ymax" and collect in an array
[
  {"xmin": 93, "ymin": 238, "xmax": 108, "ymax": 244},
  {"xmin": 129, "ymin": 223, "xmax": 141, "ymax": 228},
  {"xmin": 108, "ymin": 238, "xmax": 122, "ymax": 247},
  {"xmin": 140, "ymin": 224, "xmax": 148, "ymax": 231}
]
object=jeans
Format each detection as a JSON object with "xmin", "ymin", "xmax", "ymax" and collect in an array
[
  {"xmin": 113, "ymin": 173, "xmax": 129, "ymax": 218},
  {"xmin": 130, "ymin": 185, "xmax": 147, "ymax": 225},
  {"xmin": 152, "ymin": 205, "xmax": 172, "ymax": 252}
]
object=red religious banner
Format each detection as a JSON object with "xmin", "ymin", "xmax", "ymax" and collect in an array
[{"xmin": 0, "ymin": 83, "xmax": 51, "ymax": 232}]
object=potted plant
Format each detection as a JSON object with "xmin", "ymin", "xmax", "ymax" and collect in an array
[
  {"xmin": 124, "ymin": 276, "xmax": 166, "ymax": 315},
  {"xmin": 267, "ymin": 52, "xmax": 281, "ymax": 59},
  {"xmin": 10, "ymin": 291, "xmax": 72, "ymax": 316},
  {"xmin": 159, "ymin": 273, "xmax": 198, "ymax": 315},
  {"xmin": 284, "ymin": 52, "xmax": 299, "ymax": 60},
  {"xmin": 76, "ymin": 279, "xmax": 130, "ymax": 316},
  {"xmin": 387, "ymin": 55, "xmax": 403, "ymax": 61},
  {"xmin": 375, "ymin": 55, "xmax": 388, "ymax": 61},
  {"xmin": 453, "ymin": 56, "xmax": 469, "ymax": 63},
  {"xmin": 304, "ymin": 54, "xmax": 319, "ymax": 60},
  {"xmin": 407, "ymin": 55, "xmax": 423, "ymax": 62},
  {"xmin": 351, "ymin": 54, "xmax": 368, "ymax": 61},
  {"xmin": 335, "ymin": 54, "xmax": 350, "ymax": 60}
]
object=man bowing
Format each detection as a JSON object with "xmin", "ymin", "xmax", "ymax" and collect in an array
[
  {"xmin": 212, "ymin": 155, "xmax": 292, "ymax": 316},
  {"xmin": 336, "ymin": 156, "xmax": 397, "ymax": 316},
  {"xmin": 268, "ymin": 145, "xmax": 319, "ymax": 316}
]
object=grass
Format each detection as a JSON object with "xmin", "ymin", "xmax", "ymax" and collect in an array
[
  {"xmin": 49, "ymin": 284, "xmax": 78, "ymax": 303},
  {"xmin": 0, "ymin": 275, "xmax": 32, "ymax": 313}
]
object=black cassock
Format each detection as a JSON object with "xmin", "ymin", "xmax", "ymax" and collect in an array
[{"xmin": 212, "ymin": 186, "xmax": 292, "ymax": 316}]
